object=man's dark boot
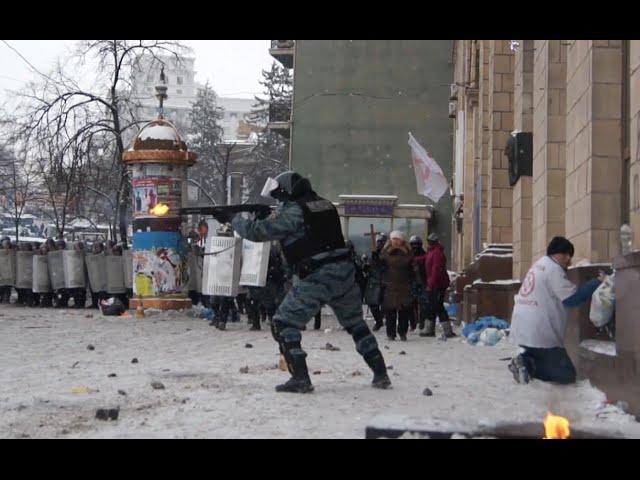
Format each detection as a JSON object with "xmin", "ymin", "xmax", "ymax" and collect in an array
[
  {"xmin": 313, "ymin": 312, "xmax": 321, "ymax": 330},
  {"xmin": 441, "ymin": 320, "xmax": 457, "ymax": 338},
  {"xmin": 364, "ymin": 350, "xmax": 392, "ymax": 389},
  {"xmin": 249, "ymin": 312, "xmax": 261, "ymax": 331},
  {"xmin": 275, "ymin": 352, "xmax": 314, "ymax": 393}
]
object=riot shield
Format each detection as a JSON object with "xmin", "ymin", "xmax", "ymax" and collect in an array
[
  {"xmin": 47, "ymin": 250, "xmax": 65, "ymax": 290},
  {"xmin": 195, "ymin": 247, "xmax": 203, "ymax": 293},
  {"xmin": 15, "ymin": 251, "xmax": 34, "ymax": 289},
  {"xmin": 0, "ymin": 250, "xmax": 16, "ymax": 286},
  {"xmin": 123, "ymin": 249, "xmax": 133, "ymax": 289},
  {"xmin": 0, "ymin": 249, "xmax": 16, "ymax": 286},
  {"xmin": 202, "ymin": 236, "xmax": 242, "ymax": 297},
  {"xmin": 106, "ymin": 255, "xmax": 126, "ymax": 294},
  {"xmin": 187, "ymin": 251, "xmax": 198, "ymax": 291},
  {"xmin": 32, "ymin": 255, "xmax": 51, "ymax": 293},
  {"xmin": 239, "ymin": 239, "xmax": 271, "ymax": 287},
  {"xmin": 85, "ymin": 253, "xmax": 107, "ymax": 292},
  {"xmin": 63, "ymin": 250, "xmax": 86, "ymax": 288}
]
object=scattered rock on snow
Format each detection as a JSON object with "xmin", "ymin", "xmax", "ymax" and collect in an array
[
  {"xmin": 107, "ymin": 373, "xmax": 117, "ymax": 378},
  {"xmin": 313, "ymin": 370, "xmax": 322, "ymax": 375},
  {"xmin": 118, "ymin": 390, "xmax": 127, "ymax": 396},
  {"xmin": 423, "ymin": 388, "xmax": 433, "ymax": 396},
  {"xmin": 95, "ymin": 407, "xmax": 119, "ymax": 421},
  {"xmin": 325, "ymin": 343, "xmax": 340, "ymax": 351},
  {"xmin": 245, "ymin": 343, "xmax": 253, "ymax": 348},
  {"xmin": 131, "ymin": 358, "xmax": 139, "ymax": 364},
  {"xmin": 151, "ymin": 381, "xmax": 165, "ymax": 390},
  {"xmin": 399, "ymin": 351, "xmax": 406, "ymax": 355},
  {"xmin": 350, "ymin": 370, "xmax": 363, "ymax": 376},
  {"xmin": 387, "ymin": 365, "xmax": 393, "ymax": 370},
  {"xmin": 384, "ymin": 345, "xmax": 390, "ymax": 350},
  {"xmin": 85, "ymin": 314, "xmax": 93, "ymax": 319},
  {"xmin": 239, "ymin": 366, "xmax": 249, "ymax": 374},
  {"xmin": 86, "ymin": 344, "xmax": 95, "ymax": 351}
]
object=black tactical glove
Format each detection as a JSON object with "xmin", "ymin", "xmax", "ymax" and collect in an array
[{"xmin": 253, "ymin": 205, "xmax": 272, "ymax": 220}]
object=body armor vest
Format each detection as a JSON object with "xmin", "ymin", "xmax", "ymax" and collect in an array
[{"xmin": 281, "ymin": 194, "xmax": 345, "ymax": 267}]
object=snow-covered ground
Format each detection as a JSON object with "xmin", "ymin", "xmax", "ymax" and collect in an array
[{"xmin": 1, "ymin": 305, "xmax": 638, "ymax": 439}]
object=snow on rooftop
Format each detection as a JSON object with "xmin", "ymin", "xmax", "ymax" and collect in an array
[
  {"xmin": 339, "ymin": 194, "xmax": 398, "ymax": 200},
  {"xmin": 475, "ymin": 252, "xmax": 513, "ymax": 258},
  {"xmin": 138, "ymin": 124, "xmax": 179, "ymax": 141},
  {"xmin": 568, "ymin": 262, "xmax": 612, "ymax": 270}
]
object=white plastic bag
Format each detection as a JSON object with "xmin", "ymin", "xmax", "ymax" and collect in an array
[{"xmin": 589, "ymin": 273, "xmax": 615, "ymax": 328}]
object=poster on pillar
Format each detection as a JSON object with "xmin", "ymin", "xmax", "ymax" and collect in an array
[
  {"xmin": 132, "ymin": 177, "xmax": 182, "ymax": 219},
  {"xmin": 132, "ymin": 231, "xmax": 187, "ymax": 297}
]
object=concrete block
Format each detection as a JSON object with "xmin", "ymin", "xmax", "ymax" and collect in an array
[
  {"xmin": 593, "ymin": 46, "xmax": 622, "ymax": 84},
  {"xmin": 592, "ymin": 119, "xmax": 622, "ymax": 157}
]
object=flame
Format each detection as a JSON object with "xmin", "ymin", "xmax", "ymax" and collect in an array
[
  {"xmin": 149, "ymin": 203, "xmax": 169, "ymax": 216},
  {"xmin": 543, "ymin": 412, "xmax": 570, "ymax": 439}
]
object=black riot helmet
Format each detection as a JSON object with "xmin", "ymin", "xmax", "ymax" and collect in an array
[
  {"xmin": 409, "ymin": 235, "xmax": 423, "ymax": 246},
  {"xmin": 261, "ymin": 171, "xmax": 313, "ymax": 201}
]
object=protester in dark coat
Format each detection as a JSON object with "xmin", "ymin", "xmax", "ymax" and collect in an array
[{"xmin": 379, "ymin": 231, "xmax": 421, "ymax": 341}]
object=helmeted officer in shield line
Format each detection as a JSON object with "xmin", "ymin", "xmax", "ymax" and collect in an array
[{"xmin": 211, "ymin": 171, "xmax": 392, "ymax": 393}]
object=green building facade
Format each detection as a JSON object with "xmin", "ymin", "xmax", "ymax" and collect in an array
[{"xmin": 289, "ymin": 40, "xmax": 453, "ymax": 256}]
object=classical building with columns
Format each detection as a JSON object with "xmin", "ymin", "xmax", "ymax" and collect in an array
[{"xmin": 450, "ymin": 40, "xmax": 639, "ymax": 278}]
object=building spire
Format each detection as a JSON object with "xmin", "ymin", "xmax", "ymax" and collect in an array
[{"xmin": 155, "ymin": 65, "xmax": 168, "ymax": 119}]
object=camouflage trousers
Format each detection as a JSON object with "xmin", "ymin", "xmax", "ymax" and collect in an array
[{"xmin": 274, "ymin": 260, "xmax": 380, "ymax": 358}]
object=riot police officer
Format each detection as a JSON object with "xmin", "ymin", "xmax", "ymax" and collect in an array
[
  {"xmin": 54, "ymin": 240, "xmax": 70, "ymax": 308},
  {"xmin": 363, "ymin": 234, "xmax": 387, "ymax": 331},
  {"xmin": 409, "ymin": 235, "xmax": 428, "ymax": 332},
  {"xmin": 214, "ymin": 171, "xmax": 391, "ymax": 393}
]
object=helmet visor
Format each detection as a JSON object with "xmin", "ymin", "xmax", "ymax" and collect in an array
[{"xmin": 260, "ymin": 177, "xmax": 280, "ymax": 199}]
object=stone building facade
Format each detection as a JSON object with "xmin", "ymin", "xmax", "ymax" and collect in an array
[{"xmin": 451, "ymin": 40, "xmax": 639, "ymax": 278}]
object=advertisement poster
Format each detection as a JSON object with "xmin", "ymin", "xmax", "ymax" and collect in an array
[{"xmin": 132, "ymin": 177, "xmax": 182, "ymax": 218}]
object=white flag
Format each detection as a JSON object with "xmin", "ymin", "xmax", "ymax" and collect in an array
[{"xmin": 408, "ymin": 132, "xmax": 448, "ymax": 202}]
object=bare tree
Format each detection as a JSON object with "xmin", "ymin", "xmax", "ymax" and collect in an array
[
  {"xmin": 0, "ymin": 144, "xmax": 36, "ymax": 241},
  {"xmin": 11, "ymin": 40, "xmax": 190, "ymax": 245}
]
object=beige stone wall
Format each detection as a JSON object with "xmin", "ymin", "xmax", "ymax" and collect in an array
[
  {"xmin": 512, "ymin": 40, "xmax": 534, "ymax": 279},
  {"xmin": 486, "ymin": 40, "xmax": 514, "ymax": 245},
  {"xmin": 532, "ymin": 40, "xmax": 568, "ymax": 262},
  {"xmin": 565, "ymin": 40, "xmax": 623, "ymax": 261},
  {"xmin": 630, "ymin": 40, "xmax": 640, "ymax": 248},
  {"xmin": 478, "ymin": 40, "xmax": 491, "ymax": 246}
]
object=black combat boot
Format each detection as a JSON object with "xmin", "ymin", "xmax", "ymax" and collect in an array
[
  {"xmin": 441, "ymin": 320, "xmax": 457, "ymax": 338},
  {"xmin": 364, "ymin": 350, "xmax": 392, "ymax": 389},
  {"xmin": 275, "ymin": 352, "xmax": 314, "ymax": 393}
]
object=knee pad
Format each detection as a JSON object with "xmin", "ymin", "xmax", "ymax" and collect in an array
[{"xmin": 346, "ymin": 322, "xmax": 371, "ymax": 342}]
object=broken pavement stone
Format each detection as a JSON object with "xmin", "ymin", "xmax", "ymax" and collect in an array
[
  {"xmin": 107, "ymin": 373, "xmax": 117, "ymax": 378},
  {"xmin": 87, "ymin": 344, "xmax": 95, "ymax": 351},
  {"xmin": 151, "ymin": 381, "xmax": 165, "ymax": 390},
  {"xmin": 383, "ymin": 345, "xmax": 390, "ymax": 350},
  {"xmin": 324, "ymin": 343, "xmax": 340, "ymax": 351},
  {"xmin": 422, "ymin": 388, "xmax": 433, "ymax": 396},
  {"xmin": 239, "ymin": 366, "xmax": 249, "ymax": 374},
  {"xmin": 95, "ymin": 407, "xmax": 119, "ymax": 421},
  {"xmin": 387, "ymin": 365, "xmax": 393, "ymax": 370},
  {"xmin": 118, "ymin": 390, "xmax": 127, "ymax": 396},
  {"xmin": 131, "ymin": 358, "xmax": 139, "ymax": 364},
  {"xmin": 399, "ymin": 351, "xmax": 406, "ymax": 355},
  {"xmin": 245, "ymin": 343, "xmax": 253, "ymax": 348},
  {"xmin": 313, "ymin": 371, "xmax": 322, "ymax": 375}
]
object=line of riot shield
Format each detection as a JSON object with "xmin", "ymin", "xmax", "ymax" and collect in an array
[
  {"xmin": 85, "ymin": 253, "xmax": 107, "ymax": 292},
  {"xmin": 106, "ymin": 255, "xmax": 126, "ymax": 295},
  {"xmin": 47, "ymin": 250, "xmax": 65, "ymax": 290},
  {"xmin": 32, "ymin": 255, "xmax": 51, "ymax": 293},
  {"xmin": 0, "ymin": 249, "xmax": 16, "ymax": 286},
  {"xmin": 63, "ymin": 250, "xmax": 86, "ymax": 289},
  {"xmin": 15, "ymin": 251, "xmax": 34, "ymax": 289},
  {"xmin": 123, "ymin": 249, "xmax": 133, "ymax": 290}
]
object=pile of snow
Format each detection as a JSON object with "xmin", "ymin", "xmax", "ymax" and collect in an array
[
  {"xmin": 580, "ymin": 339, "xmax": 617, "ymax": 357},
  {"xmin": 472, "ymin": 279, "xmax": 521, "ymax": 285},
  {"xmin": 569, "ymin": 261, "xmax": 612, "ymax": 270}
]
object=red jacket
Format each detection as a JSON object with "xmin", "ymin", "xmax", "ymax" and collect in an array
[{"xmin": 423, "ymin": 242, "xmax": 450, "ymax": 290}]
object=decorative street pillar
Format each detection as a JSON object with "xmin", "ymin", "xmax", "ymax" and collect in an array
[{"xmin": 123, "ymin": 76, "xmax": 197, "ymax": 310}]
